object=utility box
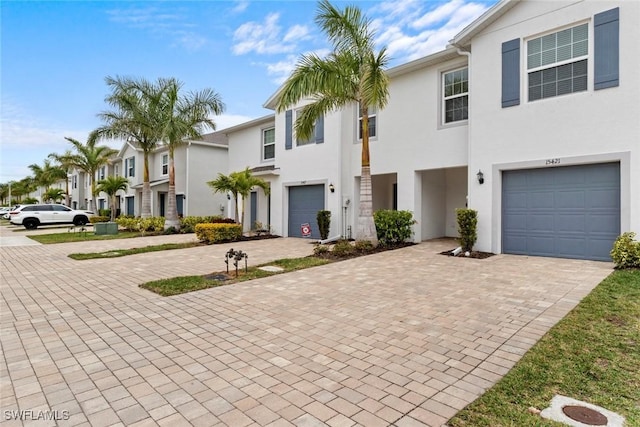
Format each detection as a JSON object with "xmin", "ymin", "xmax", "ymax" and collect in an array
[{"xmin": 94, "ymin": 222, "xmax": 118, "ymax": 235}]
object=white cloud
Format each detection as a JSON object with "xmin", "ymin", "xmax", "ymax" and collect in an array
[
  {"xmin": 232, "ymin": 13, "xmax": 310, "ymax": 55},
  {"xmin": 260, "ymin": 49, "xmax": 330, "ymax": 85},
  {"xmin": 411, "ymin": 0, "xmax": 464, "ymax": 29},
  {"xmin": 231, "ymin": 0, "xmax": 250, "ymax": 14},
  {"xmin": 214, "ymin": 114, "xmax": 256, "ymax": 131}
]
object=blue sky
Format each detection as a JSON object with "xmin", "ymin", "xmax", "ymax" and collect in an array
[{"xmin": 1, "ymin": 0, "xmax": 497, "ymax": 183}]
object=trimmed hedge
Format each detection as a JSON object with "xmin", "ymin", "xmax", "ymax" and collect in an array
[
  {"xmin": 456, "ymin": 208, "xmax": 478, "ymax": 252},
  {"xmin": 89, "ymin": 216, "xmax": 110, "ymax": 224},
  {"xmin": 180, "ymin": 216, "xmax": 234, "ymax": 233},
  {"xmin": 374, "ymin": 210, "xmax": 416, "ymax": 246},
  {"xmin": 116, "ymin": 217, "xmax": 165, "ymax": 232},
  {"xmin": 195, "ymin": 223, "xmax": 242, "ymax": 244}
]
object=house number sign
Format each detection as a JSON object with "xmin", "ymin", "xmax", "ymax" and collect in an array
[{"xmin": 545, "ymin": 158, "xmax": 561, "ymax": 165}]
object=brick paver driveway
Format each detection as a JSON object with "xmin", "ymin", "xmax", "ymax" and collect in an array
[{"xmin": 0, "ymin": 228, "xmax": 612, "ymax": 426}]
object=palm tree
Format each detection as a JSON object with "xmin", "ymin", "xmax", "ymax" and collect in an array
[
  {"xmin": 158, "ymin": 78, "xmax": 225, "ymax": 230},
  {"xmin": 28, "ymin": 159, "xmax": 67, "ymax": 200},
  {"xmin": 48, "ymin": 150, "xmax": 75, "ymax": 206},
  {"xmin": 0, "ymin": 183, "xmax": 10, "ymax": 205},
  {"xmin": 42, "ymin": 188, "xmax": 66, "ymax": 204},
  {"xmin": 64, "ymin": 136, "xmax": 118, "ymax": 213},
  {"xmin": 275, "ymin": 0, "xmax": 389, "ymax": 244},
  {"xmin": 11, "ymin": 177, "xmax": 37, "ymax": 203},
  {"xmin": 208, "ymin": 168, "xmax": 270, "ymax": 229},
  {"xmin": 96, "ymin": 176, "xmax": 129, "ymax": 221},
  {"xmin": 95, "ymin": 76, "xmax": 169, "ymax": 219}
]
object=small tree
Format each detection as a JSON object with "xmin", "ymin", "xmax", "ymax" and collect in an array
[
  {"xmin": 96, "ymin": 176, "xmax": 129, "ymax": 221},
  {"xmin": 42, "ymin": 188, "xmax": 66, "ymax": 204},
  {"xmin": 456, "ymin": 208, "xmax": 478, "ymax": 252},
  {"xmin": 317, "ymin": 210, "xmax": 331, "ymax": 240},
  {"xmin": 207, "ymin": 168, "xmax": 270, "ymax": 229}
]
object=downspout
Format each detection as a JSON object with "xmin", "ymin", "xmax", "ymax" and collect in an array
[
  {"xmin": 454, "ymin": 47, "xmax": 472, "ymax": 206},
  {"xmin": 186, "ymin": 141, "xmax": 191, "ymax": 216}
]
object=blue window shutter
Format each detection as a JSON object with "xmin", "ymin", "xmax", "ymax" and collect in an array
[
  {"xmin": 315, "ymin": 114, "xmax": 324, "ymax": 144},
  {"xmin": 501, "ymin": 39, "xmax": 520, "ymax": 107},
  {"xmin": 131, "ymin": 157, "xmax": 135, "ymax": 177},
  {"xmin": 285, "ymin": 110, "xmax": 293, "ymax": 150},
  {"xmin": 594, "ymin": 7, "xmax": 619, "ymax": 90}
]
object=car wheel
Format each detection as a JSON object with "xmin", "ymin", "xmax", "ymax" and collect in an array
[
  {"xmin": 74, "ymin": 216, "xmax": 88, "ymax": 226},
  {"xmin": 23, "ymin": 219, "xmax": 38, "ymax": 230}
]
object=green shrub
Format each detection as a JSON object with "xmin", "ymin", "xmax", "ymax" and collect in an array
[
  {"xmin": 180, "ymin": 215, "xmax": 231, "ymax": 233},
  {"xmin": 354, "ymin": 240, "xmax": 374, "ymax": 252},
  {"xmin": 456, "ymin": 208, "xmax": 478, "ymax": 252},
  {"xmin": 23, "ymin": 197, "xmax": 38, "ymax": 204},
  {"xmin": 313, "ymin": 244, "xmax": 329, "ymax": 256},
  {"xmin": 195, "ymin": 223, "xmax": 242, "ymax": 244},
  {"xmin": 98, "ymin": 209, "xmax": 111, "ymax": 218},
  {"xmin": 317, "ymin": 210, "xmax": 331, "ymax": 240},
  {"xmin": 115, "ymin": 216, "xmax": 165, "ymax": 232},
  {"xmin": 331, "ymin": 240, "xmax": 355, "ymax": 257},
  {"xmin": 89, "ymin": 216, "xmax": 110, "ymax": 224},
  {"xmin": 610, "ymin": 232, "xmax": 640, "ymax": 269},
  {"xmin": 374, "ymin": 210, "xmax": 416, "ymax": 247}
]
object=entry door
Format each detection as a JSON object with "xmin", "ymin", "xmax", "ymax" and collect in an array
[
  {"xmin": 250, "ymin": 191, "xmax": 257, "ymax": 229},
  {"xmin": 126, "ymin": 197, "xmax": 135, "ymax": 216},
  {"xmin": 159, "ymin": 193, "xmax": 166, "ymax": 217}
]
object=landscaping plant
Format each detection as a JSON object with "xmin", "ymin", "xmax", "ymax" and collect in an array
[
  {"xmin": 374, "ymin": 209, "xmax": 416, "ymax": 246},
  {"xmin": 456, "ymin": 208, "xmax": 478, "ymax": 252},
  {"xmin": 317, "ymin": 210, "xmax": 331, "ymax": 240},
  {"xmin": 610, "ymin": 232, "xmax": 640, "ymax": 269}
]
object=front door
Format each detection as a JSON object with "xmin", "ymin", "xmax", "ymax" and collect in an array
[
  {"xmin": 159, "ymin": 193, "xmax": 166, "ymax": 217},
  {"xmin": 250, "ymin": 191, "xmax": 257, "ymax": 229}
]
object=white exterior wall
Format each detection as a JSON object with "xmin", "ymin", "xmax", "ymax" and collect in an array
[
  {"xmin": 184, "ymin": 143, "xmax": 228, "ymax": 217},
  {"xmin": 466, "ymin": 0, "xmax": 640, "ymax": 253}
]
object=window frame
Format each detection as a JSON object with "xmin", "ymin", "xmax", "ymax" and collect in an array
[
  {"xmin": 442, "ymin": 66, "xmax": 469, "ymax": 125},
  {"xmin": 525, "ymin": 20, "xmax": 590, "ymax": 102},
  {"xmin": 262, "ymin": 127, "xmax": 275, "ymax": 161},
  {"xmin": 357, "ymin": 104, "xmax": 377, "ymax": 141},
  {"xmin": 161, "ymin": 154, "xmax": 168, "ymax": 176},
  {"xmin": 125, "ymin": 157, "xmax": 135, "ymax": 178}
]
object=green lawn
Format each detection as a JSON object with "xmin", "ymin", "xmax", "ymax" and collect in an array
[
  {"xmin": 140, "ymin": 257, "xmax": 330, "ymax": 296},
  {"xmin": 68, "ymin": 242, "xmax": 203, "ymax": 260},
  {"xmin": 448, "ymin": 269, "xmax": 640, "ymax": 427},
  {"xmin": 28, "ymin": 231, "xmax": 146, "ymax": 244}
]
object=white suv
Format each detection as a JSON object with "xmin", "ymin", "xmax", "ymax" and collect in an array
[{"xmin": 9, "ymin": 204, "xmax": 95, "ymax": 229}]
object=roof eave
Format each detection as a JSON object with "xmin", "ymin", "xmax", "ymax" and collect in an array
[{"xmin": 450, "ymin": 0, "xmax": 519, "ymax": 47}]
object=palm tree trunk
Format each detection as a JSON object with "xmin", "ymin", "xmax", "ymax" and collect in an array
[
  {"xmin": 110, "ymin": 194, "xmax": 117, "ymax": 222},
  {"xmin": 233, "ymin": 194, "xmax": 240, "ymax": 225},
  {"xmin": 165, "ymin": 150, "xmax": 180, "ymax": 231},
  {"xmin": 90, "ymin": 176, "xmax": 97, "ymax": 213},
  {"xmin": 65, "ymin": 175, "xmax": 70, "ymax": 207},
  {"xmin": 356, "ymin": 109, "xmax": 378, "ymax": 245},
  {"xmin": 141, "ymin": 152, "xmax": 152, "ymax": 218}
]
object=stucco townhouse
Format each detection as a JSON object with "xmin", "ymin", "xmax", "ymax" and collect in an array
[
  {"xmin": 217, "ymin": 0, "xmax": 638, "ymax": 262},
  {"xmin": 91, "ymin": 134, "xmax": 229, "ymax": 218}
]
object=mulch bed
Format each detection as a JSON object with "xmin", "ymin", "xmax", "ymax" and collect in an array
[
  {"xmin": 315, "ymin": 242, "xmax": 415, "ymax": 261},
  {"xmin": 439, "ymin": 248, "xmax": 495, "ymax": 259}
]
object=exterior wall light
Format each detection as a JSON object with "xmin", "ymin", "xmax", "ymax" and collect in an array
[
  {"xmin": 329, "ymin": 183, "xmax": 335, "ymax": 193},
  {"xmin": 477, "ymin": 170, "xmax": 485, "ymax": 184}
]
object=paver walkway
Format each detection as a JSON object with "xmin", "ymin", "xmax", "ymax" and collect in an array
[{"xmin": 0, "ymin": 227, "xmax": 612, "ymax": 426}]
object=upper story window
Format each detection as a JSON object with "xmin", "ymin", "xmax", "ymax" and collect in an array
[
  {"xmin": 99, "ymin": 166, "xmax": 106, "ymax": 180},
  {"xmin": 263, "ymin": 127, "xmax": 275, "ymax": 160},
  {"xmin": 114, "ymin": 164, "xmax": 120, "ymax": 177},
  {"xmin": 527, "ymin": 23, "xmax": 588, "ymax": 101},
  {"xmin": 161, "ymin": 154, "xmax": 168, "ymax": 175},
  {"xmin": 125, "ymin": 157, "xmax": 135, "ymax": 178},
  {"xmin": 72, "ymin": 175, "xmax": 77, "ymax": 189},
  {"xmin": 358, "ymin": 105, "xmax": 377, "ymax": 139},
  {"xmin": 443, "ymin": 67, "xmax": 469, "ymax": 123}
]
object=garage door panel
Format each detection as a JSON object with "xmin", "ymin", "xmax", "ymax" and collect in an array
[
  {"xmin": 555, "ymin": 191, "xmax": 585, "ymax": 209},
  {"xmin": 557, "ymin": 214, "xmax": 586, "ymax": 233},
  {"xmin": 503, "ymin": 163, "xmax": 620, "ymax": 261},
  {"xmin": 529, "ymin": 191, "xmax": 555, "ymax": 209},
  {"xmin": 528, "ymin": 214, "xmax": 554, "ymax": 231}
]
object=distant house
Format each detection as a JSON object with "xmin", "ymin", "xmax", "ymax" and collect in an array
[{"xmin": 218, "ymin": 0, "xmax": 638, "ymax": 261}]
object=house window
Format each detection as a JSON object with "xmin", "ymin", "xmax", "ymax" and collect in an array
[
  {"xmin": 527, "ymin": 23, "xmax": 588, "ymax": 101},
  {"xmin": 443, "ymin": 67, "xmax": 469, "ymax": 123},
  {"xmin": 161, "ymin": 154, "xmax": 168, "ymax": 175},
  {"xmin": 114, "ymin": 164, "xmax": 120, "ymax": 177},
  {"xmin": 99, "ymin": 166, "xmax": 105, "ymax": 180},
  {"xmin": 263, "ymin": 128, "xmax": 275, "ymax": 160},
  {"xmin": 358, "ymin": 105, "xmax": 377, "ymax": 139},
  {"xmin": 125, "ymin": 157, "xmax": 135, "ymax": 178},
  {"xmin": 72, "ymin": 175, "xmax": 77, "ymax": 189}
]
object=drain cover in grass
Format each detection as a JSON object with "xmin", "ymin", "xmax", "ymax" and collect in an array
[{"xmin": 540, "ymin": 395, "xmax": 624, "ymax": 427}]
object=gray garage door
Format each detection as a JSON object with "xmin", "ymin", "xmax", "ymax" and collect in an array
[
  {"xmin": 502, "ymin": 163, "xmax": 620, "ymax": 261},
  {"xmin": 288, "ymin": 185, "xmax": 325, "ymax": 238}
]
